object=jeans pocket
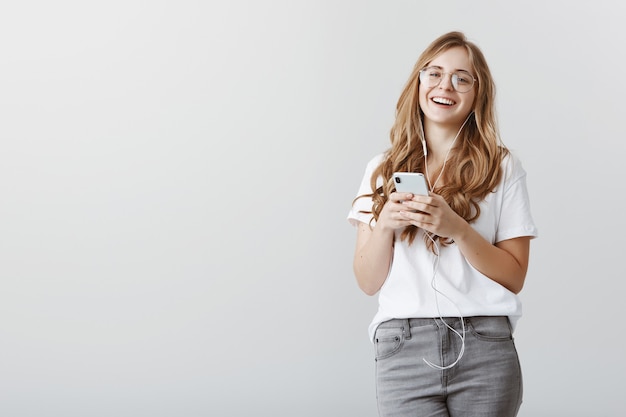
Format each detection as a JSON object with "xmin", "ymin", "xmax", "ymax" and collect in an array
[
  {"xmin": 467, "ymin": 317, "xmax": 512, "ymax": 342},
  {"xmin": 374, "ymin": 327, "xmax": 404, "ymax": 360}
]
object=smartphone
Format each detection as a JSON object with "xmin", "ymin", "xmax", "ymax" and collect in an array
[{"xmin": 392, "ymin": 172, "xmax": 429, "ymax": 195}]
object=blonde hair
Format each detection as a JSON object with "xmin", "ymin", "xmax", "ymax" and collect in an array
[{"xmin": 356, "ymin": 31, "xmax": 508, "ymax": 251}]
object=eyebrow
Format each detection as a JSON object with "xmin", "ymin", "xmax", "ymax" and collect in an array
[{"xmin": 427, "ymin": 65, "xmax": 472, "ymax": 74}]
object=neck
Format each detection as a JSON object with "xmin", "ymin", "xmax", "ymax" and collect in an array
[
  {"xmin": 422, "ymin": 122, "xmax": 462, "ymax": 161},
  {"xmin": 421, "ymin": 114, "xmax": 472, "ymax": 191}
]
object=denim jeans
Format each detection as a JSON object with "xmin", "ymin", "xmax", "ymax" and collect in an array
[{"xmin": 374, "ymin": 316, "xmax": 522, "ymax": 417}]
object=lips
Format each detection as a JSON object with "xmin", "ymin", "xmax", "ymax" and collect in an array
[{"xmin": 432, "ymin": 96, "xmax": 455, "ymax": 106}]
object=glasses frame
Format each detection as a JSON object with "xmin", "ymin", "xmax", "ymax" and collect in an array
[{"xmin": 418, "ymin": 66, "xmax": 477, "ymax": 93}]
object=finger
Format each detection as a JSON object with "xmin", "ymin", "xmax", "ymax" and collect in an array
[
  {"xmin": 390, "ymin": 214, "xmax": 412, "ymax": 227},
  {"xmin": 403, "ymin": 209, "xmax": 434, "ymax": 224},
  {"xmin": 401, "ymin": 200, "xmax": 430, "ymax": 214},
  {"xmin": 389, "ymin": 192, "xmax": 414, "ymax": 203},
  {"xmin": 424, "ymin": 192, "xmax": 445, "ymax": 207},
  {"xmin": 400, "ymin": 210, "xmax": 421, "ymax": 221}
]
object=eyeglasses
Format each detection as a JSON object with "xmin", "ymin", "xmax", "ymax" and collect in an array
[{"xmin": 419, "ymin": 66, "xmax": 476, "ymax": 93}]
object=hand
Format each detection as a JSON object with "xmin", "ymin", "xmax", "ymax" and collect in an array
[
  {"xmin": 376, "ymin": 192, "xmax": 418, "ymax": 232},
  {"xmin": 398, "ymin": 192, "xmax": 467, "ymax": 240}
]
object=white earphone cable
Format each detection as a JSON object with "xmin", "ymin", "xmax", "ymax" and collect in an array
[
  {"xmin": 418, "ymin": 114, "xmax": 472, "ymax": 370},
  {"xmin": 423, "ymin": 114, "xmax": 472, "ymax": 192},
  {"xmin": 422, "ymin": 234, "xmax": 466, "ymax": 370}
]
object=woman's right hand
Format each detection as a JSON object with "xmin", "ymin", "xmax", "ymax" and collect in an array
[{"xmin": 376, "ymin": 192, "xmax": 416, "ymax": 232}]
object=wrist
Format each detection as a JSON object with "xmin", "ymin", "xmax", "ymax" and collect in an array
[
  {"xmin": 374, "ymin": 221, "xmax": 397, "ymax": 240},
  {"xmin": 451, "ymin": 218, "xmax": 471, "ymax": 243}
]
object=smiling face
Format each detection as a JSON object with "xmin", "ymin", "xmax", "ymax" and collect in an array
[{"xmin": 418, "ymin": 46, "xmax": 476, "ymax": 130}]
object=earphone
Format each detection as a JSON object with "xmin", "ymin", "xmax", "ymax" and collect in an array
[
  {"xmin": 419, "ymin": 113, "xmax": 473, "ymax": 370},
  {"xmin": 421, "ymin": 112, "xmax": 472, "ymax": 193},
  {"xmin": 422, "ymin": 233, "xmax": 466, "ymax": 370}
]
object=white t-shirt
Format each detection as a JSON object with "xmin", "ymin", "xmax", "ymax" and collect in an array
[{"xmin": 347, "ymin": 152, "xmax": 538, "ymax": 341}]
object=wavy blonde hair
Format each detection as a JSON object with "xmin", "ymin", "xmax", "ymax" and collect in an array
[{"xmin": 356, "ymin": 31, "xmax": 508, "ymax": 251}]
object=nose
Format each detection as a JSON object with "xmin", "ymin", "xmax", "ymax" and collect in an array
[{"xmin": 438, "ymin": 73, "xmax": 454, "ymax": 90}]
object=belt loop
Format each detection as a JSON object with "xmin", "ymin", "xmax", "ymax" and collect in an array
[
  {"xmin": 402, "ymin": 319, "xmax": 412, "ymax": 340},
  {"xmin": 506, "ymin": 316, "xmax": 513, "ymax": 334}
]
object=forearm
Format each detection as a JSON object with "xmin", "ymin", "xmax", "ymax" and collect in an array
[
  {"xmin": 453, "ymin": 223, "xmax": 529, "ymax": 294},
  {"xmin": 353, "ymin": 223, "xmax": 395, "ymax": 296}
]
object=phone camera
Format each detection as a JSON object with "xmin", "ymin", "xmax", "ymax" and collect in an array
[{"xmin": 394, "ymin": 177, "xmax": 401, "ymax": 183}]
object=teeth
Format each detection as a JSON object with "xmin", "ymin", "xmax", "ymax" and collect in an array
[{"xmin": 433, "ymin": 97, "xmax": 454, "ymax": 105}]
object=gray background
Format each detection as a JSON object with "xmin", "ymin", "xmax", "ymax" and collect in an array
[{"xmin": 1, "ymin": 1, "xmax": 624, "ymax": 416}]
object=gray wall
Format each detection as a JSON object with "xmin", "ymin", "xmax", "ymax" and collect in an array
[{"xmin": 1, "ymin": 1, "xmax": 623, "ymax": 416}]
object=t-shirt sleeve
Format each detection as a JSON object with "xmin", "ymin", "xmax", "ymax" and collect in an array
[
  {"xmin": 495, "ymin": 154, "xmax": 539, "ymax": 242},
  {"xmin": 347, "ymin": 155, "xmax": 384, "ymax": 227}
]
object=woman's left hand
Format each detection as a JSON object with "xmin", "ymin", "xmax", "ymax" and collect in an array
[{"xmin": 399, "ymin": 192, "xmax": 468, "ymax": 240}]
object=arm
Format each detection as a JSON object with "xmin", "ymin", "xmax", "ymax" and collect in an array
[
  {"xmin": 353, "ymin": 221, "xmax": 394, "ymax": 296},
  {"xmin": 400, "ymin": 193, "xmax": 531, "ymax": 294},
  {"xmin": 452, "ymin": 225, "xmax": 530, "ymax": 294},
  {"xmin": 353, "ymin": 192, "xmax": 415, "ymax": 295}
]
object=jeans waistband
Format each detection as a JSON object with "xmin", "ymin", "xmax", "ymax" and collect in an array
[{"xmin": 377, "ymin": 316, "xmax": 511, "ymax": 340}]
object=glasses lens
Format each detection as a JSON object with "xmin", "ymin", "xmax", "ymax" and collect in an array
[
  {"xmin": 420, "ymin": 68, "xmax": 442, "ymax": 88},
  {"xmin": 452, "ymin": 71, "xmax": 474, "ymax": 93}
]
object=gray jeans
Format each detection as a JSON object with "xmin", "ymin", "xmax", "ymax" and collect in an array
[{"xmin": 374, "ymin": 316, "xmax": 522, "ymax": 417}]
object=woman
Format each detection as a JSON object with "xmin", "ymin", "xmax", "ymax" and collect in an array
[{"xmin": 347, "ymin": 31, "xmax": 538, "ymax": 416}]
